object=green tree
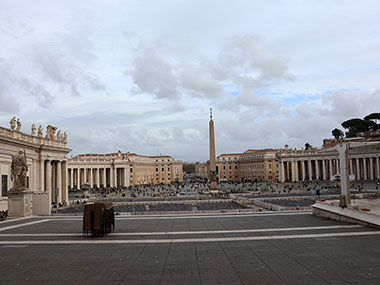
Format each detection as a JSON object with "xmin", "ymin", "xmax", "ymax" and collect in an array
[
  {"xmin": 331, "ymin": 128, "xmax": 344, "ymax": 139},
  {"xmin": 341, "ymin": 118, "xmax": 375, "ymax": 137},
  {"xmin": 364, "ymin": 112, "xmax": 380, "ymax": 130}
]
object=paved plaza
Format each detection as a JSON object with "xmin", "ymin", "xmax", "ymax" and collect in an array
[{"xmin": 1, "ymin": 212, "xmax": 380, "ymax": 284}]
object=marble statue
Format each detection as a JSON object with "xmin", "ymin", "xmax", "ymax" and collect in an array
[
  {"xmin": 11, "ymin": 150, "xmax": 28, "ymax": 190},
  {"xmin": 57, "ymin": 130, "xmax": 61, "ymax": 141},
  {"xmin": 31, "ymin": 124, "xmax": 36, "ymax": 136},
  {"xmin": 9, "ymin": 117, "xmax": 16, "ymax": 131},
  {"xmin": 38, "ymin": 125, "xmax": 43, "ymax": 138},
  {"xmin": 63, "ymin": 132, "xmax": 67, "ymax": 142},
  {"xmin": 16, "ymin": 118, "xmax": 21, "ymax": 132},
  {"xmin": 46, "ymin": 125, "xmax": 57, "ymax": 140}
]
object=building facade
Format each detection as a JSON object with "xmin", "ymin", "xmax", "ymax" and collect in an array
[
  {"xmin": 239, "ymin": 149, "xmax": 279, "ymax": 182},
  {"xmin": 216, "ymin": 137, "xmax": 380, "ymax": 183},
  {"xmin": 67, "ymin": 151, "xmax": 183, "ymax": 188},
  {"xmin": 277, "ymin": 139, "xmax": 380, "ymax": 182},
  {"xmin": 216, "ymin": 153, "xmax": 241, "ymax": 182},
  {"xmin": 0, "ymin": 118, "xmax": 71, "ymax": 208}
]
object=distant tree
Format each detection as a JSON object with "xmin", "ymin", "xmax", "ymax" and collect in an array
[
  {"xmin": 341, "ymin": 118, "xmax": 375, "ymax": 137},
  {"xmin": 183, "ymin": 163, "xmax": 196, "ymax": 174},
  {"xmin": 332, "ymin": 128, "xmax": 344, "ymax": 139},
  {"xmin": 305, "ymin": 142, "xmax": 311, "ymax": 150},
  {"xmin": 364, "ymin": 112, "xmax": 380, "ymax": 130}
]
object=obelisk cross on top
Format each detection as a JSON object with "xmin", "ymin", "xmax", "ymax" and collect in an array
[{"xmin": 209, "ymin": 108, "xmax": 218, "ymax": 193}]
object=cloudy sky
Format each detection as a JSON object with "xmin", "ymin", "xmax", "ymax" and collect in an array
[{"xmin": 0, "ymin": 0, "xmax": 379, "ymax": 161}]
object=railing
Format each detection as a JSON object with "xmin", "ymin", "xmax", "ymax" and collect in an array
[{"xmin": 0, "ymin": 126, "xmax": 67, "ymax": 148}]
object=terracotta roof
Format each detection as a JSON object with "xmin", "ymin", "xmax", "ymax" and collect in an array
[
  {"xmin": 217, "ymin": 153, "xmax": 243, "ymax": 157},
  {"xmin": 244, "ymin": 149, "xmax": 277, "ymax": 154}
]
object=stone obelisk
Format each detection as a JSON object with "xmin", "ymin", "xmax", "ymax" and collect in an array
[{"xmin": 209, "ymin": 108, "xmax": 218, "ymax": 193}]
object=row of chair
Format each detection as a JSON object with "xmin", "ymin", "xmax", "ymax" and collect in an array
[{"xmin": 83, "ymin": 202, "xmax": 115, "ymax": 237}]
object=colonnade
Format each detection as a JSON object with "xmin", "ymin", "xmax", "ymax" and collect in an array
[
  {"xmin": 40, "ymin": 159, "xmax": 68, "ymax": 204},
  {"xmin": 279, "ymin": 156, "xmax": 380, "ymax": 182},
  {"xmin": 67, "ymin": 166, "xmax": 131, "ymax": 188}
]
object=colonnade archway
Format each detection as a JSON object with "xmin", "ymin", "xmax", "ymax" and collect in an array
[
  {"xmin": 280, "ymin": 156, "xmax": 380, "ymax": 182},
  {"xmin": 67, "ymin": 166, "xmax": 130, "ymax": 188},
  {"xmin": 41, "ymin": 159, "xmax": 68, "ymax": 204}
]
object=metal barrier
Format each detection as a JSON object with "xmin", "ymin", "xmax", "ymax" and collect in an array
[{"xmin": 83, "ymin": 202, "xmax": 115, "ymax": 237}]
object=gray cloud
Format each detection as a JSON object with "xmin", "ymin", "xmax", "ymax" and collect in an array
[
  {"xmin": 128, "ymin": 33, "xmax": 294, "ymax": 105},
  {"xmin": 129, "ymin": 47, "xmax": 179, "ymax": 100}
]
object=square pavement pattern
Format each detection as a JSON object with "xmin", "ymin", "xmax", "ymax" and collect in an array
[{"xmin": 1, "ymin": 211, "xmax": 380, "ymax": 284}]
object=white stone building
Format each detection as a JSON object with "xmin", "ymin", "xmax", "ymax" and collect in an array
[
  {"xmin": 67, "ymin": 151, "xmax": 183, "ymax": 188},
  {"xmin": 0, "ymin": 119, "xmax": 71, "ymax": 210}
]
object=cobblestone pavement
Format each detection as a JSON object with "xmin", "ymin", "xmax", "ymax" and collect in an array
[{"xmin": 0, "ymin": 211, "xmax": 380, "ymax": 284}]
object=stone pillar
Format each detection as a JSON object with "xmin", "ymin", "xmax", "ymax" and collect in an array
[
  {"xmin": 103, "ymin": 168, "xmax": 107, "ymax": 186},
  {"xmin": 377, "ymin": 157, "xmax": 380, "ymax": 179},
  {"xmin": 124, "ymin": 167, "xmax": 129, "ymax": 186},
  {"xmin": 51, "ymin": 161, "xmax": 56, "ymax": 203},
  {"xmin": 337, "ymin": 144, "xmax": 351, "ymax": 207},
  {"xmin": 349, "ymin": 158, "xmax": 353, "ymax": 176},
  {"xmin": 56, "ymin": 161, "xmax": 62, "ymax": 204},
  {"xmin": 308, "ymin": 160, "xmax": 312, "ymax": 180},
  {"xmin": 301, "ymin": 161, "xmax": 306, "ymax": 181},
  {"xmin": 322, "ymin": 160, "xmax": 327, "ymax": 180},
  {"xmin": 45, "ymin": 160, "xmax": 52, "ymax": 206},
  {"xmin": 89, "ymin": 168, "xmax": 93, "ymax": 187},
  {"xmin": 291, "ymin": 161, "xmax": 295, "ymax": 182},
  {"xmin": 280, "ymin": 161, "xmax": 285, "ymax": 182},
  {"xmin": 62, "ymin": 161, "xmax": 68, "ymax": 204},
  {"xmin": 77, "ymin": 168, "xmax": 80, "ymax": 187},
  {"xmin": 294, "ymin": 160, "xmax": 299, "ymax": 182},
  {"xmin": 370, "ymin": 158, "xmax": 374, "ymax": 180},
  {"xmin": 96, "ymin": 168, "xmax": 100, "ymax": 187},
  {"xmin": 110, "ymin": 167, "xmax": 114, "ymax": 187},
  {"xmin": 315, "ymin": 160, "xmax": 320, "ymax": 180},
  {"xmin": 39, "ymin": 159, "xmax": 45, "ymax": 192},
  {"xmin": 355, "ymin": 158, "xmax": 360, "ymax": 180},
  {"xmin": 113, "ymin": 165, "xmax": 117, "ymax": 187},
  {"xmin": 363, "ymin": 158, "xmax": 367, "ymax": 180},
  {"xmin": 328, "ymin": 159, "xmax": 333, "ymax": 180},
  {"xmin": 70, "ymin": 168, "xmax": 73, "ymax": 188},
  {"xmin": 209, "ymin": 110, "xmax": 217, "ymax": 193}
]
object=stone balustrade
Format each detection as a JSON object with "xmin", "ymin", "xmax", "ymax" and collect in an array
[{"xmin": 0, "ymin": 125, "xmax": 67, "ymax": 148}]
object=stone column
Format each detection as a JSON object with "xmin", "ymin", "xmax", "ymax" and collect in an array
[
  {"xmin": 315, "ymin": 160, "xmax": 320, "ymax": 180},
  {"xmin": 70, "ymin": 168, "xmax": 73, "ymax": 188},
  {"xmin": 110, "ymin": 167, "xmax": 114, "ymax": 187},
  {"xmin": 89, "ymin": 168, "xmax": 93, "ymax": 187},
  {"xmin": 52, "ymin": 161, "xmax": 56, "ymax": 203},
  {"xmin": 328, "ymin": 159, "xmax": 333, "ymax": 180},
  {"xmin": 280, "ymin": 161, "xmax": 285, "ymax": 182},
  {"xmin": 377, "ymin": 157, "xmax": 380, "ymax": 179},
  {"xmin": 124, "ymin": 167, "xmax": 129, "ymax": 186},
  {"xmin": 363, "ymin": 158, "xmax": 367, "ymax": 180},
  {"xmin": 62, "ymin": 161, "xmax": 68, "ymax": 204},
  {"xmin": 291, "ymin": 161, "xmax": 295, "ymax": 182},
  {"xmin": 301, "ymin": 161, "xmax": 306, "ymax": 181},
  {"xmin": 349, "ymin": 158, "xmax": 353, "ymax": 176},
  {"xmin": 56, "ymin": 161, "xmax": 62, "ymax": 204},
  {"xmin": 370, "ymin": 158, "xmax": 374, "ymax": 180},
  {"xmin": 40, "ymin": 159, "xmax": 45, "ymax": 192},
  {"xmin": 209, "ymin": 110, "xmax": 217, "ymax": 193},
  {"xmin": 45, "ymin": 160, "xmax": 52, "ymax": 206},
  {"xmin": 294, "ymin": 160, "xmax": 299, "ymax": 182},
  {"xmin": 336, "ymin": 143, "xmax": 351, "ymax": 207},
  {"xmin": 322, "ymin": 160, "xmax": 327, "ymax": 180},
  {"xmin": 113, "ymin": 167, "xmax": 117, "ymax": 187},
  {"xmin": 308, "ymin": 160, "xmax": 312, "ymax": 180},
  {"xmin": 96, "ymin": 168, "xmax": 100, "ymax": 187},
  {"xmin": 103, "ymin": 168, "xmax": 106, "ymax": 186},
  {"xmin": 356, "ymin": 158, "xmax": 360, "ymax": 180},
  {"xmin": 77, "ymin": 168, "xmax": 80, "ymax": 187}
]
